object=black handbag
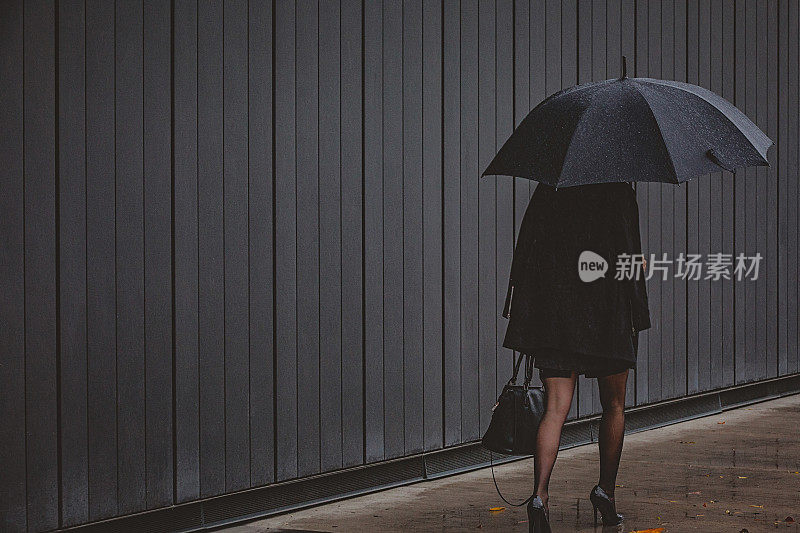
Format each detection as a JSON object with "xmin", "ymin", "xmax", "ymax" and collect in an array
[{"xmin": 481, "ymin": 352, "xmax": 546, "ymax": 506}]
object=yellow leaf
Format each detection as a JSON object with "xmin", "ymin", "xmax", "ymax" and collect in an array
[
  {"xmin": 489, "ymin": 507, "xmax": 505, "ymax": 512},
  {"xmin": 628, "ymin": 529, "xmax": 665, "ymax": 533},
  {"xmin": 749, "ymin": 504, "xmax": 763, "ymax": 508},
  {"xmin": 738, "ymin": 476, "xmax": 748, "ymax": 479}
]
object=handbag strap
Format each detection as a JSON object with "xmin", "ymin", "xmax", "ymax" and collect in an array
[
  {"xmin": 510, "ymin": 352, "xmax": 536, "ymax": 387},
  {"xmin": 491, "ymin": 352, "xmax": 538, "ymax": 507},
  {"xmin": 489, "ymin": 452, "xmax": 536, "ymax": 507},
  {"xmin": 509, "ymin": 351, "xmax": 526, "ymax": 384},
  {"xmin": 524, "ymin": 353, "xmax": 535, "ymax": 386}
]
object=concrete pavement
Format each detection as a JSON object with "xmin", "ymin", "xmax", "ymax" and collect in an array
[{"xmin": 223, "ymin": 393, "xmax": 800, "ymax": 533}]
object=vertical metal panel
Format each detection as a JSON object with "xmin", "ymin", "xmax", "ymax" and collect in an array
[
  {"xmin": 787, "ymin": 0, "xmax": 799, "ymax": 375},
  {"xmin": 403, "ymin": 0, "xmax": 425, "ymax": 455},
  {"xmin": 660, "ymin": 0, "xmax": 676, "ymax": 400},
  {"xmin": 698, "ymin": 0, "xmax": 713, "ymax": 394},
  {"xmin": 513, "ymin": 0, "xmax": 530, "ymax": 238},
  {"xmin": 527, "ymin": 0, "xmax": 546, "ymax": 391},
  {"xmin": 563, "ymin": 0, "xmax": 578, "ymax": 417},
  {"xmin": 382, "ymin": 0, "xmax": 405, "ymax": 458},
  {"xmin": 755, "ymin": 0, "xmax": 769, "ymax": 383},
  {"xmin": 58, "ymin": 0, "xmax": 89, "ymax": 524},
  {"xmin": 295, "ymin": 0, "xmax": 322, "ymax": 475},
  {"xmin": 721, "ymin": 0, "xmax": 736, "ymax": 388},
  {"xmin": 767, "ymin": 0, "xmax": 779, "ymax": 379},
  {"xmin": 635, "ymin": 0, "xmax": 650, "ymax": 404},
  {"xmin": 647, "ymin": 0, "xmax": 664, "ymax": 404},
  {"xmin": 621, "ymin": 0, "xmax": 637, "ymax": 407},
  {"xmin": 777, "ymin": 0, "xmax": 789, "ymax": 376},
  {"xmin": 576, "ymin": 0, "xmax": 594, "ymax": 418},
  {"xmin": 223, "ymin": 0, "xmax": 251, "ymax": 490},
  {"xmin": 478, "ymin": 0, "xmax": 498, "ymax": 435},
  {"xmin": 115, "ymin": 0, "xmax": 146, "ymax": 513},
  {"xmin": 319, "ymin": 0, "xmax": 344, "ymax": 472},
  {"xmin": 686, "ymin": 0, "xmax": 700, "ymax": 394},
  {"xmin": 709, "ymin": 0, "xmax": 724, "ymax": 391},
  {"xmin": 340, "ymin": 0, "xmax": 365, "ymax": 466},
  {"xmin": 733, "ymin": 0, "xmax": 747, "ymax": 384},
  {"xmin": 364, "ymin": 0, "xmax": 385, "ymax": 461},
  {"xmin": 672, "ymin": 0, "xmax": 688, "ymax": 397},
  {"xmin": 197, "ymin": 0, "xmax": 226, "ymax": 493},
  {"xmin": 744, "ymin": 0, "xmax": 757, "ymax": 383},
  {"xmin": 274, "ymin": 0, "xmax": 299, "ymax": 479},
  {"xmin": 422, "ymin": 0, "xmax": 444, "ymax": 453},
  {"xmin": 589, "ymin": 0, "xmax": 608, "ymax": 413},
  {"xmin": 459, "ymin": 0, "xmax": 480, "ymax": 442},
  {"xmin": 496, "ymin": 0, "xmax": 515, "ymax": 414},
  {"xmin": 24, "ymin": 0, "xmax": 59, "ymax": 528},
  {"xmin": 143, "ymin": 0, "xmax": 174, "ymax": 508},
  {"xmin": 527, "ymin": 0, "xmax": 545, "ymax": 393},
  {"xmin": 441, "ymin": 0, "xmax": 461, "ymax": 447},
  {"xmin": 85, "ymin": 0, "xmax": 118, "ymax": 518},
  {"xmin": 173, "ymin": 0, "xmax": 200, "ymax": 502},
  {"xmin": 247, "ymin": 0, "xmax": 275, "ymax": 484},
  {"xmin": 0, "ymin": 1, "xmax": 26, "ymax": 530}
]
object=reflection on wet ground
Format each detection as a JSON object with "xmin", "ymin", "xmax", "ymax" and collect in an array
[{"xmin": 225, "ymin": 394, "xmax": 800, "ymax": 532}]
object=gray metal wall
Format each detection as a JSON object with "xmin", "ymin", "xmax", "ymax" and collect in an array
[{"xmin": 1, "ymin": 0, "xmax": 798, "ymax": 530}]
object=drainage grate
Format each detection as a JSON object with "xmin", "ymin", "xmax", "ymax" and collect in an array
[
  {"xmin": 625, "ymin": 393, "xmax": 721, "ymax": 433},
  {"xmin": 424, "ymin": 443, "xmax": 493, "ymax": 478},
  {"xmin": 61, "ymin": 502, "xmax": 203, "ymax": 533},
  {"xmin": 202, "ymin": 456, "xmax": 426, "ymax": 526}
]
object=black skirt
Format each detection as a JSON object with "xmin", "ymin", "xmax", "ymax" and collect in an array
[{"xmin": 534, "ymin": 331, "xmax": 639, "ymax": 379}]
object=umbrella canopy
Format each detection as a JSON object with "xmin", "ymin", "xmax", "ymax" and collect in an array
[{"xmin": 481, "ymin": 67, "xmax": 773, "ymax": 187}]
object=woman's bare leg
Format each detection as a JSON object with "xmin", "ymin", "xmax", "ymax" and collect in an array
[
  {"xmin": 534, "ymin": 372, "xmax": 577, "ymax": 510},
  {"xmin": 596, "ymin": 369, "xmax": 629, "ymax": 496}
]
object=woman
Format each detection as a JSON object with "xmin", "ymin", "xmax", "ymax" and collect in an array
[{"xmin": 502, "ymin": 181, "xmax": 651, "ymax": 532}]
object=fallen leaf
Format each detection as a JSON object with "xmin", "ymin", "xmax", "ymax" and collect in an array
[
  {"xmin": 749, "ymin": 504, "xmax": 763, "ymax": 508},
  {"xmin": 628, "ymin": 529, "xmax": 664, "ymax": 533},
  {"xmin": 489, "ymin": 507, "xmax": 505, "ymax": 512},
  {"xmin": 718, "ymin": 421, "xmax": 726, "ymax": 424},
  {"xmin": 702, "ymin": 502, "xmax": 707, "ymax": 507},
  {"xmin": 688, "ymin": 491, "xmax": 701, "ymax": 495},
  {"xmin": 738, "ymin": 476, "xmax": 748, "ymax": 479}
]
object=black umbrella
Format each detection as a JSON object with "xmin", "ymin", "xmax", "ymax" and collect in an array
[{"xmin": 481, "ymin": 58, "xmax": 773, "ymax": 187}]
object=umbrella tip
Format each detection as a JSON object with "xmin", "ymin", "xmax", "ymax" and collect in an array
[{"xmin": 621, "ymin": 56, "xmax": 627, "ymax": 78}]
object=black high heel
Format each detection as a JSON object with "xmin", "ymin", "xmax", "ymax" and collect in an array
[
  {"xmin": 526, "ymin": 495, "xmax": 552, "ymax": 533},
  {"xmin": 589, "ymin": 484, "xmax": 623, "ymax": 526}
]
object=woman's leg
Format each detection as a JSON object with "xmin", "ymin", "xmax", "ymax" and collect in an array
[
  {"xmin": 534, "ymin": 372, "xmax": 577, "ymax": 509},
  {"xmin": 596, "ymin": 369, "xmax": 629, "ymax": 496}
]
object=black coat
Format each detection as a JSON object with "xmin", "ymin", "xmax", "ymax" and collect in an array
[{"xmin": 502, "ymin": 182, "xmax": 651, "ymax": 364}]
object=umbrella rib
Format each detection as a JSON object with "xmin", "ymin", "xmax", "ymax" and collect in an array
[
  {"xmin": 628, "ymin": 82, "xmax": 681, "ymax": 184},
  {"xmin": 638, "ymin": 78, "xmax": 773, "ymax": 158}
]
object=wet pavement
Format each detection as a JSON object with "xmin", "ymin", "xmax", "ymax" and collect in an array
[{"xmin": 224, "ymin": 393, "xmax": 800, "ymax": 532}]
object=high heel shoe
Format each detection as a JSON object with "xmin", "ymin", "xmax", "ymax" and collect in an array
[
  {"xmin": 589, "ymin": 484, "xmax": 623, "ymax": 526},
  {"xmin": 526, "ymin": 495, "xmax": 552, "ymax": 533}
]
